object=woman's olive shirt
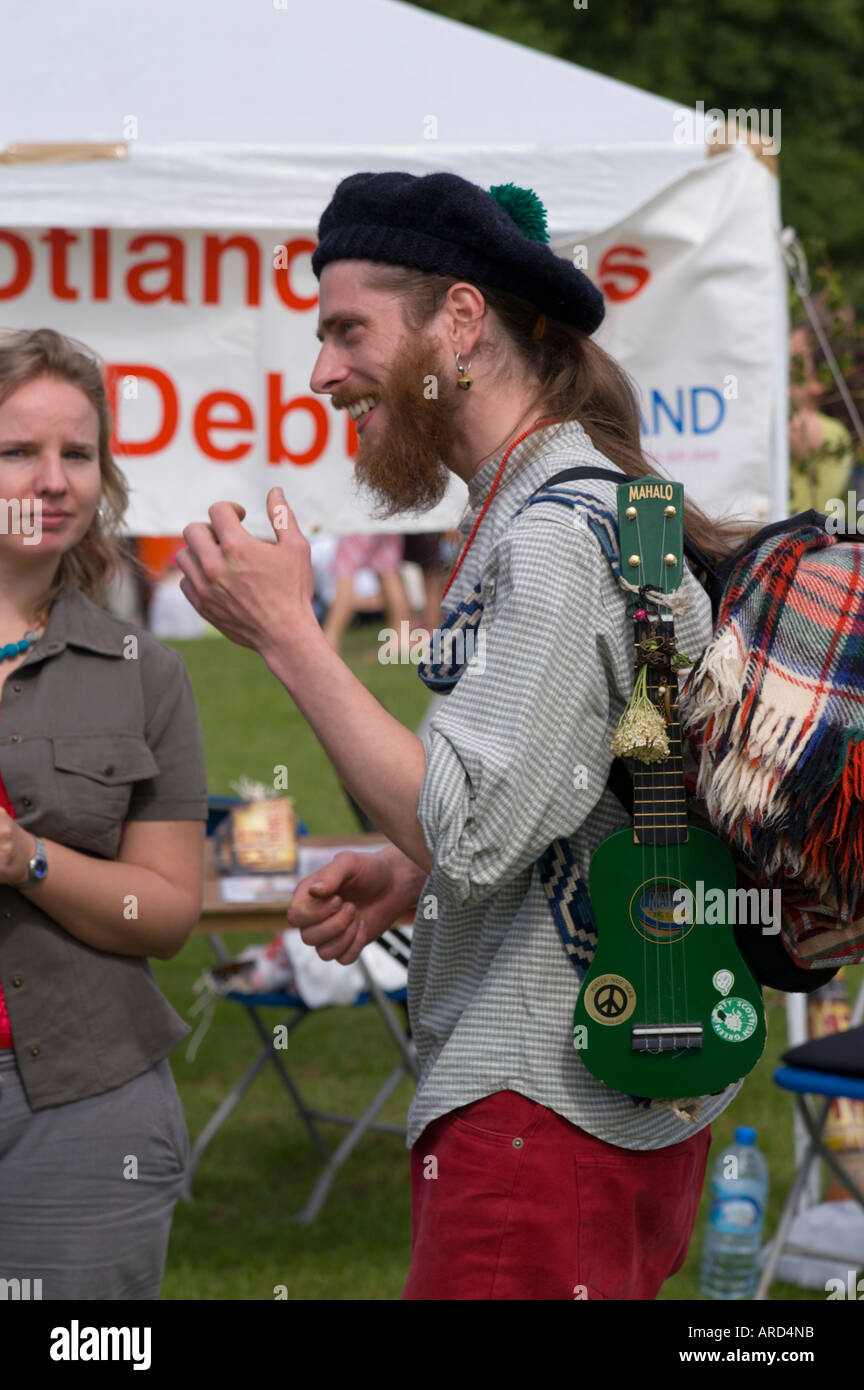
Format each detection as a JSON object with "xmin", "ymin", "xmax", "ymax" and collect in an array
[{"xmin": 0, "ymin": 581, "xmax": 208, "ymax": 1110}]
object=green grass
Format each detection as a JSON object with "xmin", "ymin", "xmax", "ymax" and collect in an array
[
  {"xmin": 155, "ymin": 623, "xmax": 863, "ymax": 1300},
  {"xmin": 175, "ymin": 619, "xmax": 431, "ymax": 829}
]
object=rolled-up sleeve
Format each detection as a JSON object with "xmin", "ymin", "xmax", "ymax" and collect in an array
[{"xmin": 418, "ymin": 507, "xmax": 625, "ymax": 906}]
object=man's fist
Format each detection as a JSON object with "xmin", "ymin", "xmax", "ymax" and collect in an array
[{"xmin": 287, "ymin": 848, "xmax": 415, "ymax": 965}]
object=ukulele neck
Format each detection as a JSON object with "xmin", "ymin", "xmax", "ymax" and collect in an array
[{"xmin": 632, "ymin": 614, "xmax": 688, "ymax": 847}]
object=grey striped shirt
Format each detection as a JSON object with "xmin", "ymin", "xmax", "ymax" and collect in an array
[{"xmin": 406, "ymin": 418, "xmax": 744, "ymax": 1149}]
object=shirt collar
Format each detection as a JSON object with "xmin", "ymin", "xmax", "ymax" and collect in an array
[
  {"xmin": 27, "ymin": 582, "xmax": 125, "ymax": 662},
  {"xmin": 465, "ymin": 418, "xmax": 586, "ymax": 510}
]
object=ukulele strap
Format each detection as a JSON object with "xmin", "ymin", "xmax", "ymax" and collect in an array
[{"xmin": 516, "ymin": 481, "xmax": 625, "ymax": 986}]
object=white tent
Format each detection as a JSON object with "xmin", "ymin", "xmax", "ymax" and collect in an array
[
  {"xmin": 1, "ymin": 0, "xmax": 710, "ymax": 224},
  {"xmin": 0, "ymin": 0, "xmax": 786, "ymax": 534}
]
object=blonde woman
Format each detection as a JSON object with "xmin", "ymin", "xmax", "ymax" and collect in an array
[{"xmin": 0, "ymin": 328, "xmax": 207, "ymax": 1299}]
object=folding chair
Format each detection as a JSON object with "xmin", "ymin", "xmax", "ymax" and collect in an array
[
  {"xmin": 192, "ymin": 793, "xmax": 418, "ymax": 1221},
  {"xmin": 755, "ymin": 988, "xmax": 864, "ymax": 1300},
  {"xmin": 183, "ymin": 939, "xmax": 419, "ymax": 1223}
]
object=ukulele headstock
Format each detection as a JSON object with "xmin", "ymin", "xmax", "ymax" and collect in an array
[
  {"xmin": 615, "ymin": 478, "xmax": 687, "ymax": 846},
  {"xmin": 616, "ymin": 479, "xmax": 684, "ymax": 606}
]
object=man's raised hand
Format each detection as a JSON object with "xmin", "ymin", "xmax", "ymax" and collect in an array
[{"xmin": 176, "ymin": 487, "xmax": 317, "ymax": 659}]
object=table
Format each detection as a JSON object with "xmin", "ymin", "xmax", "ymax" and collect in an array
[{"xmin": 194, "ymin": 832, "xmax": 391, "ymax": 935}]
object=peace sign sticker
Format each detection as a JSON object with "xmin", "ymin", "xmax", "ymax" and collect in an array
[{"xmin": 584, "ymin": 974, "xmax": 637, "ymax": 1027}]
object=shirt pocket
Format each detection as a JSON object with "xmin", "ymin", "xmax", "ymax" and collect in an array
[{"xmin": 51, "ymin": 732, "xmax": 160, "ymax": 855}]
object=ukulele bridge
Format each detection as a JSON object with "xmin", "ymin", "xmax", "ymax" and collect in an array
[{"xmin": 631, "ymin": 1024, "xmax": 703, "ymax": 1053}]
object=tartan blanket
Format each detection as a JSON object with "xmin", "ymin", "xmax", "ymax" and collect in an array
[{"xmin": 680, "ymin": 523, "xmax": 864, "ymax": 965}]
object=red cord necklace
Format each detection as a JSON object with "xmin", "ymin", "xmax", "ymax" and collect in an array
[{"xmin": 441, "ymin": 416, "xmax": 566, "ymax": 601}]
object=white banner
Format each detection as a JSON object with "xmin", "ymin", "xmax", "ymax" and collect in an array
[
  {"xmin": 0, "ymin": 225, "xmax": 466, "ymax": 536},
  {"xmin": 0, "ymin": 149, "xmax": 782, "ymax": 536},
  {"xmin": 572, "ymin": 149, "xmax": 784, "ymax": 526}
]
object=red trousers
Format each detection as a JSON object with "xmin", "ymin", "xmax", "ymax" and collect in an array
[{"xmin": 402, "ymin": 1090, "xmax": 711, "ymax": 1300}]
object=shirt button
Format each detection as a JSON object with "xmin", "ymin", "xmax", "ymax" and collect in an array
[
  {"xmin": 512, "ymin": 1137, "xmax": 524, "ymax": 1149},
  {"xmin": 10, "ymin": 734, "xmax": 20, "ymax": 743},
  {"xmin": 21, "ymin": 797, "xmax": 31, "ymax": 807},
  {"xmin": 103, "ymin": 763, "xmax": 115, "ymax": 776},
  {"xmin": 3, "ymin": 910, "xmax": 10, "ymax": 919},
  {"xmin": 30, "ymin": 1046, "xmax": 39, "ymax": 1057},
  {"xmin": 12, "ymin": 683, "xmax": 21, "ymax": 693},
  {"xmin": 11, "ymin": 976, "xmax": 22, "ymax": 987}
]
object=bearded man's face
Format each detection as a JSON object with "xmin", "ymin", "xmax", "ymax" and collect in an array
[{"xmin": 311, "ymin": 260, "xmax": 464, "ymax": 516}]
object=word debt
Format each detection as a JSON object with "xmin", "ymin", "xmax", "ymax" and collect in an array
[
  {"xmin": 0, "ymin": 229, "xmax": 317, "ymax": 310},
  {"xmin": 105, "ymin": 369, "xmax": 356, "ymax": 464}
]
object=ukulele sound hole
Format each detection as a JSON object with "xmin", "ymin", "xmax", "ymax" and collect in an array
[{"xmin": 629, "ymin": 877, "xmax": 694, "ymax": 945}]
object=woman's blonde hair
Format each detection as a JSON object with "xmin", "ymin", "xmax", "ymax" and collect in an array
[{"xmin": 0, "ymin": 327, "xmax": 131, "ymax": 624}]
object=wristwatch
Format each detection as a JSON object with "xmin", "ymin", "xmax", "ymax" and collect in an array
[{"xmin": 24, "ymin": 834, "xmax": 48, "ymax": 884}]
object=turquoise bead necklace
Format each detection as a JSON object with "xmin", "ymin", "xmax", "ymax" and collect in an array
[{"xmin": 0, "ymin": 630, "xmax": 40, "ymax": 661}]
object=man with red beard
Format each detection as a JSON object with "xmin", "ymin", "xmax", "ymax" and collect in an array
[{"xmin": 179, "ymin": 171, "xmax": 734, "ymax": 1301}]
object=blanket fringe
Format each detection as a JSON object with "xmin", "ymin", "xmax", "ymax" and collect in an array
[{"xmin": 691, "ymin": 711, "xmax": 864, "ymax": 917}]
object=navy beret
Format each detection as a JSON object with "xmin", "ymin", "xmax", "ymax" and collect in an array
[{"xmin": 311, "ymin": 170, "xmax": 605, "ymax": 334}]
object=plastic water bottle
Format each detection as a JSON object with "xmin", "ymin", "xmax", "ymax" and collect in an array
[{"xmin": 700, "ymin": 1125, "xmax": 769, "ymax": 1299}]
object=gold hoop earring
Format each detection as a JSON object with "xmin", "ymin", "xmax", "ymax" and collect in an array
[{"xmin": 455, "ymin": 351, "xmax": 473, "ymax": 390}]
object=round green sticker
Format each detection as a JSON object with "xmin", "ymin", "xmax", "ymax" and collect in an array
[{"xmin": 711, "ymin": 996, "xmax": 758, "ymax": 1043}]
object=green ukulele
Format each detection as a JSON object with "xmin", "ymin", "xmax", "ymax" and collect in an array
[{"xmin": 572, "ymin": 481, "xmax": 766, "ymax": 1098}]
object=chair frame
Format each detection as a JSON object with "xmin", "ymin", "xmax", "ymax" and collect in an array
[
  {"xmin": 183, "ymin": 935, "xmax": 419, "ymax": 1224},
  {"xmin": 755, "ymin": 981, "xmax": 864, "ymax": 1300}
]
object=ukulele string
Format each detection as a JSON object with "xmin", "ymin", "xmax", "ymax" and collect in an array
[
  {"xmin": 661, "ymin": 509, "xmax": 688, "ymax": 1050},
  {"xmin": 663, "ymin": 511, "xmax": 677, "ymax": 1050},
  {"xmin": 632, "ymin": 509, "xmax": 659, "ymax": 1050},
  {"xmin": 660, "ymin": 509, "xmax": 679, "ymax": 1049}
]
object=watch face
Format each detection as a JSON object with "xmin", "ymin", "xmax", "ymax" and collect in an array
[{"xmin": 30, "ymin": 840, "xmax": 48, "ymax": 880}]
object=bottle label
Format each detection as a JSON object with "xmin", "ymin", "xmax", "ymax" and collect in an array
[{"xmin": 709, "ymin": 1191, "xmax": 763, "ymax": 1234}]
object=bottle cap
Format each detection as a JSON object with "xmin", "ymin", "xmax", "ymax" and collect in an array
[{"xmin": 735, "ymin": 1125, "xmax": 757, "ymax": 1145}]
